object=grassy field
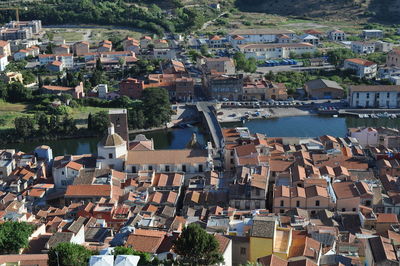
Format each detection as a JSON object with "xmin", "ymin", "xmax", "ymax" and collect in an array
[
  {"xmin": 0, "ymin": 101, "xmax": 30, "ymax": 130},
  {"xmin": 0, "ymin": 101, "xmax": 111, "ymax": 130},
  {"xmin": 45, "ymin": 27, "xmax": 149, "ymax": 44}
]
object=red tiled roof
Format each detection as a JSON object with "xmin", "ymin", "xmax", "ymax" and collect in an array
[
  {"xmin": 345, "ymin": 58, "xmax": 376, "ymax": 67},
  {"xmin": 65, "ymin": 185, "xmax": 111, "ymax": 197}
]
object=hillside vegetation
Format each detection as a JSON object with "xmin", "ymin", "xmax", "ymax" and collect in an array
[{"xmin": 235, "ymin": 0, "xmax": 400, "ymax": 23}]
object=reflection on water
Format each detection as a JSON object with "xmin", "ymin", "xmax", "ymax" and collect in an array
[{"xmin": 1, "ymin": 126, "xmax": 206, "ymax": 156}]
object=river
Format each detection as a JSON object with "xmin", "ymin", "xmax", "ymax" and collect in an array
[
  {"xmin": 221, "ymin": 115, "xmax": 400, "ymax": 138},
  {"xmin": 1, "ymin": 126, "xmax": 207, "ymax": 156},
  {"xmin": 4, "ymin": 115, "xmax": 400, "ymax": 156}
]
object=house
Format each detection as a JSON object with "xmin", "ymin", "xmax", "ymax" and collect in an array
[
  {"xmin": 215, "ymin": 235, "xmax": 232, "ymax": 266},
  {"xmin": 146, "ymin": 73, "xmax": 194, "ymax": 101},
  {"xmin": 140, "ymin": 36, "xmax": 153, "ymax": 49},
  {"xmin": 304, "ymin": 79, "xmax": 344, "ymax": 99},
  {"xmin": 209, "ymin": 35, "xmax": 224, "ymax": 48},
  {"xmin": 343, "ymin": 58, "xmax": 377, "ymax": 79},
  {"xmin": 0, "ymin": 150, "xmax": 15, "ymax": 179},
  {"xmin": 365, "ymin": 236, "xmax": 398, "ymax": 266},
  {"xmin": 228, "ymin": 29, "xmax": 296, "ymax": 45},
  {"xmin": 161, "ymin": 59, "xmax": 187, "ymax": 75},
  {"xmin": 13, "ymin": 46, "xmax": 39, "ymax": 61},
  {"xmin": 238, "ymin": 43, "xmax": 316, "ymax": 60},
  {"xmin": 122, "ymin": 37, "xmax": 140, "ymax": 53},
  {"xmin": 42, "ymin": 82, "xmax": 85, "ymax": 99},
  {"xmin": 230, "ymin": 34, "xmax": 246, "ymax": 48},
  {"xmin": 249, "ymin": 216, "xmax": 277, "ymax": 262},
  {"xmin": 299, "ymin": 34, "xmax": 319, "ymax": 46},
  {"xmin": 348, "ymin": 85, "xmax": 400, "ymax": 108},
  {"xmin": 0, "ymin": 55, "xmax": 8, "ymax": 71},
  {"xmin": 276, "ymin": 34, "xmax": 291, "ymax": 43},
  {"xmin": 152, "ymin": 48, "xmax": 176, "ymax": 60},
  {"xmin": 119, "ymin": 78, "xmax": 144, "ymax": 99},
  {"xmin": 242, "ymin": 76, "xmax": 288, "ymax": 101},
  {"xmin": 125, "ymin": 149, "xmax": 212, "ymax": 175},
  {"xmin": 38, "ymin": 54, "xmax": 74, "ymax": 69},
  {"xmin": 332, "ymin": 181, "xmax": 360, "ymax": 212},
  {"xmin": 327, "ymin": 29, "xmax": 346, "ymax": 41},
  {"xmin": 351, "ymin": 41, "xmax": 375, "ymax": 54},
  {"xmin": 73, "ymin": 41, "xmax": 89, "ymax": 56},
  {"xmin": 53, "ymin": 44, "xmax": 70, "ymax": 54},
  {"xmin": 387, "ymin": 49, "xmax": 400, "ymax": 67},
  {"xmin": 362, "ymin": 29, "xmax": 383, "ymax": 39},
  {"xmin": 375, "ymin": 41, "xmax": 393, "ymax": 52},
  {"xmin": 153, "ymin": 39, "xmax": 169, "ymax": 49},
  {"xmin": 198, "ymin": 57, "xmax": 236, "ymax": 75},
  {"xmin": 97, "ymin": 40, "xmax": 112, "ymax": 52},
  {"xmin": 375, "ymin": 213, "xmax": 399, "ymax": 233},
  {"xmin": 348, "ymin": 127, "xmax": 378, "ymax": 147},
  {"xmin": 229, "ymin": 166, "xmax": 269, "ymax": 210},
  {"xmin": 46, "ymin": 60, "xmax": 63, "ymax": 72},
  {"xmin": 204, "ymin": 73, "xmax": 243, "ymax": 100},
  {"xmin": 1, "ymin": 72, "xmax": 23, "ymax": 84},
  {"xmin": 304, "ymin": 29, "xmax": 324, "ymax": 38},
  {"xmin": 273, "ymin": 185, "xmax": 329, "ymax": 214},
  {"xmin": 0, "ymin": 40, "xmax": 11, "ymax": 56}
]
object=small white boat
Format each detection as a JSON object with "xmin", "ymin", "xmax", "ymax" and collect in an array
[{"xmin": 333, "ymin": 115, "xmax": 338, "ymax": 118}]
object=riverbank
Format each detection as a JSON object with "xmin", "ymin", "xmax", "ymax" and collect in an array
[{"xmin": 217, "ymin": 107, "xmax": 313, "ymax": 122}]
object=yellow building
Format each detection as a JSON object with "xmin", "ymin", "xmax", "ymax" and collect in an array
[{"xmin": 249, "ymin": 217, "xmax": 276, "ymax": 262}]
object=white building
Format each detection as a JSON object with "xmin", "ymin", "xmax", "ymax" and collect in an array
[
  {"xmin": 299, "ymin": 34, "xmax": 319, "ymax": 46},
  {"xmin": 238, "ymin": 43, "xmax": 316, "ymax": 60},
  {"xmin": 97, "ymin": 123, "xmax": 127, "ymax": 171},
  {"xmin": 327, "ymin": 30, "xmax": 346, "ymax": 41},
  {"xmin": 38, "ymin": 53, "xmax": 74, "ymax": 69},
  {"xmin": 349, "ymin": 127, "xmax": 379, "ymax": 147},
  {"xmin": 52, "ymin": 160, "xmax": 83, "ymax": 188},
  {"xmin": 343, "ymin": 58, "xmax": 377, "ymax": 79},
  {"xmin": 228, "ymin": 29, "xmax": 295, "ymax": 45},
  {"xmin": 348, "ymin": 85, "xmax": 400, "ymax": 108},
  {"xmin": 362, "ymin": 29, "xmax": 383, "ymax": 39},
  {"xmin": 152, "ymin": 48, "xmax": 176, "ymax": 60},
  {"xmin": 0, "ymin": 55, "xmax": 8, "ymax": 71},
  {"xmin": 97, "ymin": 84, "xmax": 108, "ymax": 99},
  {"xmin": 351, "ymin": 41, "xmax": 375, "ymax": 54}
]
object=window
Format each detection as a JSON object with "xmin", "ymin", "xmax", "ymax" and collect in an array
[
  {"xmin": 255, "ymin": 201, "xmax": 260, "ymax": 209},
  {"xmin": 148, "ymin": 165, "xmax": 153, "ymax": 171},
  {"xmin": 296, "ymin": 201, "xmax": 300, "ymax": 207},
  {"xmin": 280, "ymin": 209, "xmax": 284, "ymax": 214},
  {"xmin": 62, "ymin": 171, "xmax": 65, "ymax": 175},
  {"xmin": 165, "ymin": 165, "xmax": 170, "ymax": 172},
  {"xmin": 356, "ymin": 92, "xmax": 360, "ymax": 98},
  {"xmin": 365, "ymin": 200, "xmax": 371, "ymax": 207},
  {"xmin": 280, "ymin": 200, "xmax": 284, "ymax": 207},
  {"xmin": 61, "ymin": 180, "xmax": 67, "ymax": 186},
  {"xmin": 342, "ymin": 208, "xmax": 346, "ymax": 212},
  {"xmin": 240, "ymin": 247, "xmax": 246, "ymax": 255},
  {"xmin": 352, "ymin": 208, "xmax": 356, "ymax": 211},
  {"xmin": 366, "ymin": 93, "xmax": 369, "ymax": 99},
  {"xmin": 198, "ymin": 165, "xmax": 203, "ymax": 172},
  {"xmin": 132, "ymin": 166, "xmax": 137, "ymax": 173},
  {"xmin": 255, "ymin": 188, "xmax": 260, "ymax": 196},
  {"xmin": 109, "ymin": 153, "xmax": 113, "ymax": 159},
  {"xmin": 316, "ymin": 200, "xmax": 320, "ymax": 206},
  {"xmin": 182, "ymin": 165, "xmax": 187, "ymax": 172},
  {"xmin": 388, "ymin": 92, "xmax": 391, "ymax": 98}
]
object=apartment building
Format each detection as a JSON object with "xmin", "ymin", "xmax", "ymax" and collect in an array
[
  {"xmin": 343, "ymin": 58, "xmax": 377, "ymax": 79},
  {"xmin": 238, "ymin": 43, "xmax": 316, "ymax": 60},
  {"xmin": 348, "ymin": 85, "xmax": 400, "ymax": 108}
]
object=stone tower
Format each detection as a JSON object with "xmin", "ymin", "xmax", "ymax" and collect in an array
[{"xmin": 108, "ymin": 109, "xmax": 129, "ymax": 149}]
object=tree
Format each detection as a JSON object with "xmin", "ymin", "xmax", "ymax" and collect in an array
[
  {"xmin": 14, "ymin": 116, "xmax": 35, "ymax": 138},
  {"xmin": 0, "ymin": 221, "xmax": 35, "ymax": 254},
  {"xmin": 233, "ymin": 52, "xmax": 257, "ymax": 73},
  {"xmin": 327, "ymin": 48, "xmax": 356, "ymax": 66},
  {"xmin": 7, "ymin": 82, "xmax": 32, "ymax": 102},
  {"xmin": 112, "ymin": 246, "xmax": 154, "ymax": 265},
  {"xmin": 48, "ymin": 242, "xmax": 92, "ymax": 266},
  {"xmin": 141, "ymin": 87, "xmax": 171, "ymax": 128},
  {"xmin": 174, "ymin": 223, "xmax": 224, "ymax": 265},
  {"xmin": 89, "ymin": 111, "xmax": 109, "ymax": 134}
]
